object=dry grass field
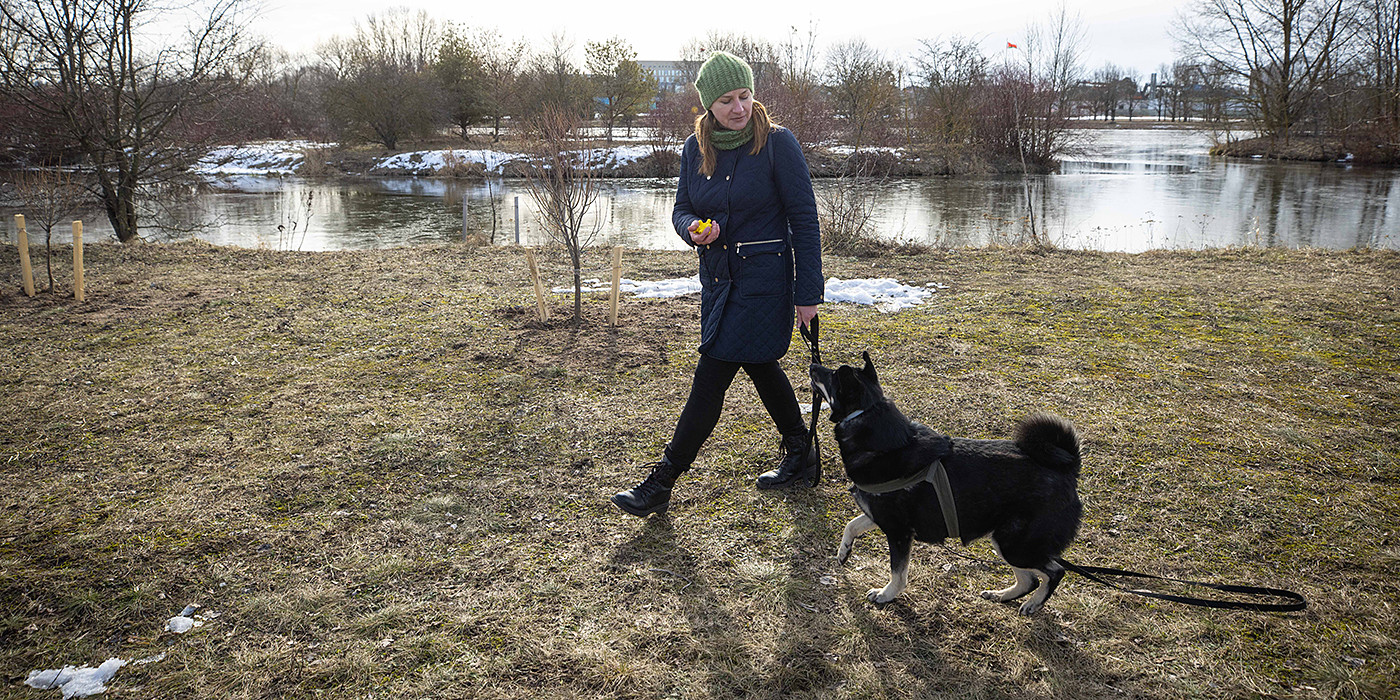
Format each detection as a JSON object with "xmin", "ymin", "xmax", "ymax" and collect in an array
[{"xmin": 1, "ymin": 242, "xmax": 1397, "ymax": 699}]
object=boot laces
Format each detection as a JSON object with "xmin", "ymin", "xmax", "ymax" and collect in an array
[
  {"xmin": 777, "ymin": 434, "xmax": 807, "ymax": 457},
  {"xmin": 632, "ymin": 462, "xmax": 676, "ymax": 496},
  {"xmin": 770, "ymin": 435, "xmax": 811, "ymax": 473}
]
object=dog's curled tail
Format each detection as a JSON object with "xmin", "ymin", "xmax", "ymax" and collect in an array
[{"xmin": 1015, "ymin": 412, "xmax": 1081, "ymax": 476}]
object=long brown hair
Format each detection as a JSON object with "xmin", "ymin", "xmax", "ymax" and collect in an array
[{"xmin": 695, "ymin": 100, "xmax": 777, "ymax": 177}]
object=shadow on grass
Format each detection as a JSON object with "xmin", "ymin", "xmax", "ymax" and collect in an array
[
  {"xmin": 1021, "ymin": 614, "xmax": 1122, "ymax": 695},
  {"xmin": 768, "ymin": 486, "xmax": 847, "ymax": 695},
  {"xmin": 607, "ymin": 515, "xmax": 763, "ymax": 697}
]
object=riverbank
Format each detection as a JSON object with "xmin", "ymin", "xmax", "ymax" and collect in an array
[
  {"xmin": 1211, "ymin": 134, "xmax": 1400, "ymax": 165},
  {"xmin": 2, "ymin": 243, "xmax": 1398, "ymax": 699},
  {"xmin": 187, "ymin": 120, "xmax": 1281, "ymax": 181},
  {"xmin": 196, "ymin": 138, "xmax": 1026, "ymax": 180}
]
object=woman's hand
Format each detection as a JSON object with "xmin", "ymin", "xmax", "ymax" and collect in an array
[
  {"xmin": 688, "ymin": 219, "xmax": 721, "ymax": 246},
  {"xmin": 795, "ymin": 305, "xmax": 818, "ymax": 329}
]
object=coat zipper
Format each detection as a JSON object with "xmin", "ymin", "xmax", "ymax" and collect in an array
[{"xmin": 735, "ymin": 238, "xmax": 783, "ymax": 253}]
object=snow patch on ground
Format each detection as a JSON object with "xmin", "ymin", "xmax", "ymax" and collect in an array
[
  {"xmin": 553, "ymin": 276, "xmax": 943, "ymax": 312},
  {"xmin": 372, "ymin": 145, "xmax": 673, "ymax": 175},
  {"xmin": 25, "ymin": 659, "xmax": 126, "ymax": 699},
  {"xmin": 578, "ymin": 145, "xmax": 671, "ymax": 168},
  {"xmin": 553, "ymin": 277, "xmax": 703, "ymax": 298},
  {"xmin": 824, "ymin": 145, "xmax": 906, "ymax": 157},
  {"xmin": 165, "ymin": 615, "xmax": 201, "ymax": 633},
  {"xmin": 26, "ymin": 605, "xmax": 209, "ymax": 698},
  {"xmin": 197, "ymin": 142, "xmax": 679, "ymax": 178},
  {"xmin": 195, "ymin": 141, "xmax": 332, "ymax": 175},
  {"xmin": 372, "ymin": 149, "xmax": 527, "ymax": 175},
  {"xmin": 825, "ymin": 277, "xmax": 945, "ymax": 312}
]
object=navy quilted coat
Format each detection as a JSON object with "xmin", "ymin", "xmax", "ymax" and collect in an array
[{"xmin": 673, "ymin": 127, "xmax": 823, "ymax": 363}]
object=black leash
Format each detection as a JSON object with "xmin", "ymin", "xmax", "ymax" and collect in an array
[
  {"xmin": 1053, "ymin": 558, "xmax": 1307, "ymax": 612},
  {"xmin": 939, "ymin": 545, "xmax": 1306, "ymax": 612}
]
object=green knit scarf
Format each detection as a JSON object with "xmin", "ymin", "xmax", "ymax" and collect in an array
[{"xmin": 711, "ymin": 121, "xmax": 755, "ymax": 151}]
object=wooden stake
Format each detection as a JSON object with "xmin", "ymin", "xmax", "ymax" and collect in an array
[
  {"xmin": 16, "ymin": 215, "xmax": 34, "ymax": 297},
  {"xmin": 609, "ymin": 246, "xmax": 623, "ymax": 326},
  {"xmin": 72, "ymin": 220, "xmax": 84, "ymax": 302},
  {"xmin": 525, "ymin": 248, "xmax": 549, "ymax": 322}
]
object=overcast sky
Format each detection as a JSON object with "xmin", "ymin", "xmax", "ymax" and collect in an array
[{"xmin": 253, "ymin": 0, "xmax": 1197, "ymax": 79}]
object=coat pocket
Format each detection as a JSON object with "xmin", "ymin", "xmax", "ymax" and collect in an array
[{"xmin": 735, "ymin": 238, "xmax": 790, "ymax": 298}]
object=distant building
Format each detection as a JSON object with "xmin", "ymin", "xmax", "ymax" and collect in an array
[{"xmin": 640, "ymin": 61, "xmax": 691, "ymax": 94}]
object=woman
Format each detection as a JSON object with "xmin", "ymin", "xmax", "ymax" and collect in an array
[{"xmin": 611, "ymin": 50, "xmax": 824, "ymax": 518}]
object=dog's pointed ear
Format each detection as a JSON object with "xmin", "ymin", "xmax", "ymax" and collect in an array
[{"xmin": 861, "ymin": 351, "xmax": 877, "ymax": 381}]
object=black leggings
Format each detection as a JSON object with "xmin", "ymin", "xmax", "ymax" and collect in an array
[{"xmin": 665, "ymin": 354, "xmax": 806, "ymax": 467}]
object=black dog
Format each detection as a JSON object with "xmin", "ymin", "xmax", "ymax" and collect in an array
[{"xmin": 812, "ymin": 353, "xmax": 1082, "ymax": 615}]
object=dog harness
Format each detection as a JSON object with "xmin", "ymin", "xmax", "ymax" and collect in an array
[{"xmin": 853, "ymin": 459, "xmax": 961, "ymax": 541}]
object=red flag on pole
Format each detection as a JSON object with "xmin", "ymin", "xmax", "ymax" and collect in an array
[{"xmin": 1007, "ymin": 42, "xmax": 1018, "ymax": 49}]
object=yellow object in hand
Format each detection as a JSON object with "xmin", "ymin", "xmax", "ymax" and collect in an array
[{"xmin": 696, "ymin": 219, "xmax": 713, "ymax": 234}]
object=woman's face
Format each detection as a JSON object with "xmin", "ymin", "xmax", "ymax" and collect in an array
[{"xmin": 709, "ymin": 88, "xmax": 753, "ymax": 131}]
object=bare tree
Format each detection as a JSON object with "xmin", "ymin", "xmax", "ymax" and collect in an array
[
  {"xmin": 1176, "ymin": 0, "xmax": 1352, "ymax": 140},
  {"xmin": 1015, "ymin": 5, "xmax": 1090, "ymax": 163},
  {"xmin": 0, "ymin": 0, "xmax": 260, "ymax": 243},
  {"xmin": 1360, "ymin": 0, "xmax": 1400, "ymax": 141},
  {"xmin": 914, "ymin": 35, "xmax": 989, "ymax": 151},
  {"xmin": 1092, "ymin": 63, "xmax": 1126, "ymax": 120},
  {"xmin": 320, "ymin": 8, "xmax": 443, "ymax": 150},
  {"xmin": 1124, "ymin": 69, "xmax": 1143, "ymax": 120},
  {"xmin": 1189, "ymin": 60, "xmax": 1247, "ymax": 141},
  {"xmin": 436, "ymin": 23, "xmax": 487, "ymax": 141},
  {"xmin": 231, "ymin": 47, "xmax": 332, "ymax": 140},
  {"xmin": 995, "ymin": 4, "xmax": 1091, "ymax": 241},
  {"xmin": 586, "ymin": 37, "xmax": 657, "ymax": 142},
  {"xmin": 11, "ymin": 167, "xmax": 89, "ymax": 290},
  {"xmin": 477, "ymin": 30, "xmax": 528, "ymax": 143},
  {"xmin": 825, "ymin": 39, "xmax": 900, "ymax": 150},
  {"xmin": 521, "ymin": 33, "xmax": 592, "ymax": 121},
  {"xmin": 521, "ymin": 108, "xmax": 604, "ymax": 326},
  {"xmin": 1152, "ymin": 62, "xmax": 1175, "ymax": 119},
  {"xmin": 767, "ymin": 22, "xmax": 834, "ymax": 150}
]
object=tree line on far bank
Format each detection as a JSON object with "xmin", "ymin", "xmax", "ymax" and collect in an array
[{"xmin": 2, "ymin": 0, "xmax": 1397, "ymax": 244}]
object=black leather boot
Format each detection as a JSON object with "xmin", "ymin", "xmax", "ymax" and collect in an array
[
  {"xmin": 756, "ymin": 432, "xmax": 821, "ymax": 489},
  {"xmin": 611, "ymin": 457, "xmax": 687, "ymax": 517}
]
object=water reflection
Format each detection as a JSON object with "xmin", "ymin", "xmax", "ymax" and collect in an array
[{"xmin": 5, "ymin": 129, "xmax": 1397, "ymax": 251}]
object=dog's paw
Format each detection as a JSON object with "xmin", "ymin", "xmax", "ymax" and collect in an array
[
  {"xmin": 866, "ymin": 588, "xmax": 897, "ymax": 605},
  {"xmin": 980, "ymin": 590, "xmax": 1004, "ymax": 602},
  {"xmin": 836, "ymin": 543, "xmax": 852, "ymax": 565},
  {"xmin": 1017, "ymin": 600, "xmax": 1045, "ymax": 616}
]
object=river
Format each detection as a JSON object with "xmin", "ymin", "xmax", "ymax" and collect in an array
[{"xmin": 7, "ymin": 128, "xmax": 1398, "ymax": 251}]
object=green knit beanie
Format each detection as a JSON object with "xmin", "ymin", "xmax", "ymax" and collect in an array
[{"xmin": 695, "ymin": 51, "xmax": 754, "ymax": 109}]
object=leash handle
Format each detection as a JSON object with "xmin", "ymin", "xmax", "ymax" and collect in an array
[
  {"xmin": 1056, "ymin": 558, "xmax": 1307, "ymax": 613},
  {"xmin": 800, "ymin": 314, "xmax": 820, "ymax": 365},
  {"xmin": 801, "ymin": 314, "xmax": 821, "ymax": 455}
]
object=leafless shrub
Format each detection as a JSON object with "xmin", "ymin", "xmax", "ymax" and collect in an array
[
  {"xmin": 913, "ymin": 36, "xmax": 988, "ymax": 161},
  {"xmin": 650, "ymin": 90, "xmax": 701, "ymax": 157},
  {"xmin": 438, "ymin": 151, "xmax": 488, "ymax": 179},
  {"xmin": 296, "ymin": 147, "xmax": 337, "ymax": 177},
  {"xmin": 818, "ymin": 157, "xmax": 888, "ymax": 255},
  {"xmin": 270, "ymin": 190, "xmax": 315, "ymax": 251}
]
